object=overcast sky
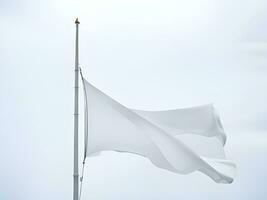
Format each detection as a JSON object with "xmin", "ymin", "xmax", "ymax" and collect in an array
[{"xmin": 1, "ymin": 0, "xmax": 267, "ymax": 199}]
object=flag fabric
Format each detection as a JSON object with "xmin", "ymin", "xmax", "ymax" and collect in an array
[{"xmin": 82, "ymin": 77, "xmax": 235, "ymax": 183}]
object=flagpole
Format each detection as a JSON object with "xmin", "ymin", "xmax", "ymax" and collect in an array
[{"xmin": 73, "ymin": 18, "xmax": 80, "ymax": 200}]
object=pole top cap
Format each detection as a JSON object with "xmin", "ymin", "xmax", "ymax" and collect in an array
[{"xmin": 75, "ymin": 18, "xmax": 80, "ymax": 24}]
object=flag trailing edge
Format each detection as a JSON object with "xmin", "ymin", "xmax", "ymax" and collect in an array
[{"xmin": 82, "ymin": 77, "xmax": 236, "ymax": 184}]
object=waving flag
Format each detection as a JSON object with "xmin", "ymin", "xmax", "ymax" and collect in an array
[{"xmin": 82, "ymin": 77, "xmax": 235, "ymax": 183}]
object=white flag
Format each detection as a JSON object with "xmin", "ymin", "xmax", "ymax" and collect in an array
[{"xmin": 82, "ymin": 78, "xmax": 235, "ymax": 183}]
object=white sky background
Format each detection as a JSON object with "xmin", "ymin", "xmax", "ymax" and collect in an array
[{"xmin": 1, "ymin": 0, "xmax": 267, "ymax": 199}]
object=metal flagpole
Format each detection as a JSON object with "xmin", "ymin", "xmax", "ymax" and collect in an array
[{"xmin": 73, "ymin": 18, "xmax": 80, "ymax": 200}]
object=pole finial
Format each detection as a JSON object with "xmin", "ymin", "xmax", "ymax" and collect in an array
[{"xmin": 75, "ymin": 18, "xmax": 80, "ymax": 24}]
